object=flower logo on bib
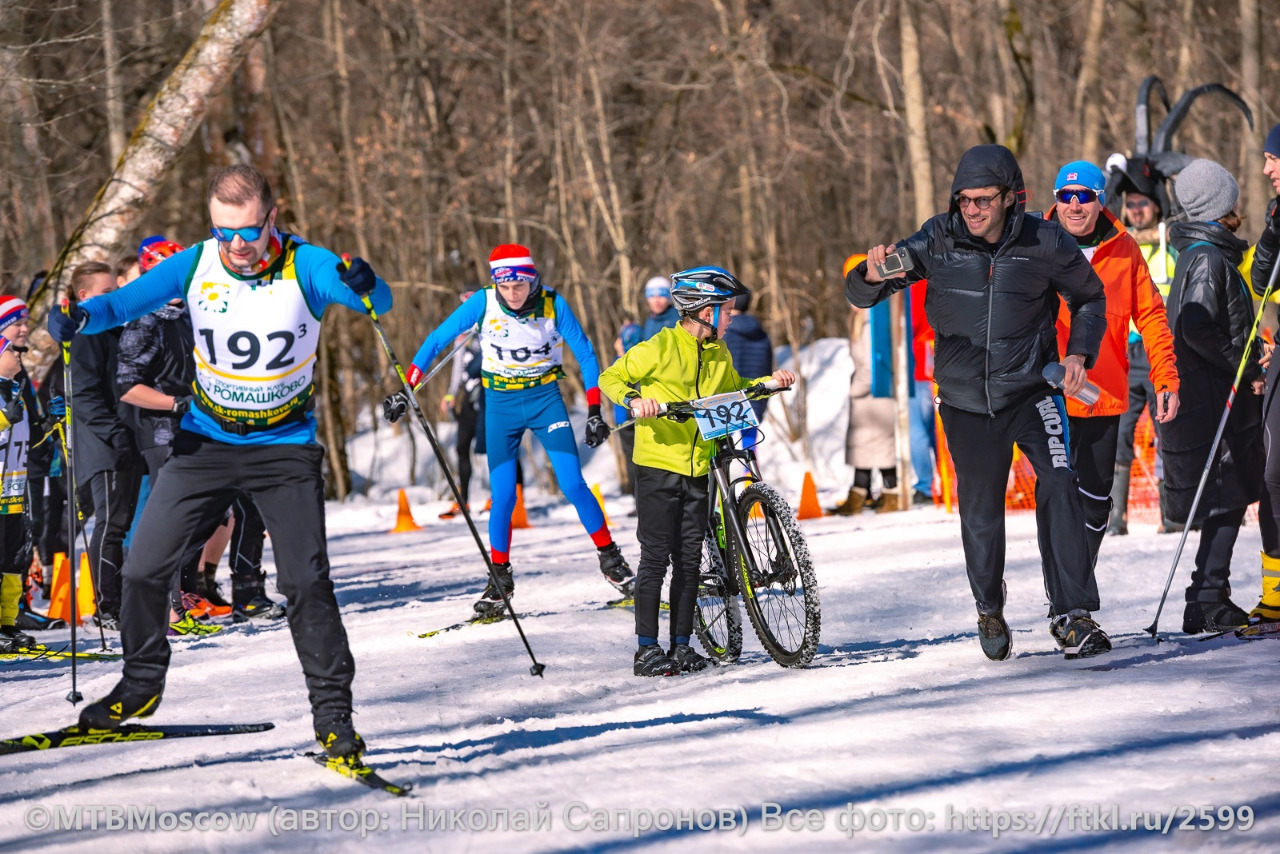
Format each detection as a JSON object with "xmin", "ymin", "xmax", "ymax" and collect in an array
[{"xmin": 197, "ymin": 280, "xmax": 232, "ymax": 314}]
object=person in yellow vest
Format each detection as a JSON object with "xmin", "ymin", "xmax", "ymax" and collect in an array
[{"xmin": 0, "ymin": 336, "xmax": 36, "ymax": 653}]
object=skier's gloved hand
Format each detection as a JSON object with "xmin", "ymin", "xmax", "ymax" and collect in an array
[
  {"xmin": 1265, "ymin": 197, "xmax": 1280, "ymax": 240},
  {"xmin": 583, "ymin": 404, "xmax": 610, "ymax": 448},
  {"xmin": 0, "ymin": 394, "xmax": 24, "ymax": 427},
  {"xmin": 338, "ymin": 256, "xmax": 378, "ymax": 296},
  {"xmin": 47, "ymin": 396, "xmax": 66, "ymax": 418},
  {"xmin": 48, "ymin": 302, "xmax": 87, "ymax": 344},
  {"xmin": 170, "ymin": 395, "xmax": 192, "ymax": 416},
  {"xmin": 110, "ymin": 433, "xmax": 142, "ymax": 470},
  {"xmin": 383, "ymin": 388, "xmax": 412, "ymax": 423}
]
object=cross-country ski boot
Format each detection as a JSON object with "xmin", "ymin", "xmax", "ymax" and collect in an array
[
  {"xmin": 78, "ymin": 679, "xmax": 164, "ymax": 730},
  {"xmin": 0, "ymin": 625, "xmax": 37, "ymax": 653},
  {"xmin": 474, "ymin": 563, "xmax": 514, "ymax": 617},
  {"xmin": 315, "ymin": 712, "xmax": 365, "ymax": 762},
  {"xmin": 597, "ymin": 543, "xmax": 635, "ymax": 597}
]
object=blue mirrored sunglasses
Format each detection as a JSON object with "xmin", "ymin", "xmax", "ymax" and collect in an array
[
  {"xmin": 210, "ymin": 215, "xmax": 269, "ymax": 243},
  {"xmin": 1055, "ymin": 188, "xmax": 1098, "ymax": 205}
]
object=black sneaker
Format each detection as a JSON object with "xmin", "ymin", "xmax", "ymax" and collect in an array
[
  {"xmin": 315, "ymin": 713, "xmax": 365, "ymax": 760},
  {"xmin": 598, "ymin": 543, "xmax": 635, "ymax": 596},
  {"xmin": 977, "ymin": 611, "xmax": 1012, "ymax": 661},
  {"xmin": 79, "ymin": 679, "xmax": 164, "ymax": 730},
  {"xmin": 633, "ymin": 645, "xmax": 678, "ymax": 677},
  {"xmin": 92, "ymin": 611, "xmax": 121, "ymax": 631},
  {"xmin": 0, "ymin": 625, "xmax": 37, "ymax": 653},
  {"xmin": 1050, "ymin": 610, "xmax": 1112, "ymax": 659},
  {"xmin": 233, "ymin": 594, "xmax": 286, "ymax": 622},
  {"xmin": 668, "ymin": 643, "xmax": 713, "ymax": 673},
  {"xmin": 198, "ymin": 571, "xmax": 233, "ymax": 609},
  {"xmin": 1182, "ymin": 600, "xmax": 1249, "ymax": 634},
  {"xmin": 474, "ymin": 562, "xmax": 514, "ymax": 615}
]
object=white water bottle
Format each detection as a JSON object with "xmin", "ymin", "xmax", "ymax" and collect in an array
[{"xmin": 1042, "ymin": 362, "xmax": 1100, "ymax": 405}]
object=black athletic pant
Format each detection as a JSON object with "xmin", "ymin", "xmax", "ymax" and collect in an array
[
  {"xmin": 229, "ymin": 493, "xmax": 267, "ymax": 598},
  {"xmin": 1258, "ymin": 379, "xmax": 1280, "ymax": 558},
  {"xmin": 1042, "ymin": 414, "xmax": 1120, "ymax": 570},
  {"xmin": 36, "ymin": 474, "xmax": 67, "ymax": 567},
  {"xmin": 455, "ymin": 392, "xmax": 478, "ymax": 506},
  {"xmin": 633, "ymin": 465, "xmax": 708, "ymax": 643},
  {"xmin": 939, "ymin": 392, "xmax": 1099, "ymax": 617},
  {"xmin": 119, "ymin": 432, "xmax": 354, "ymax": 724},
  {"xmin": 1187, "ymin": 507, "xmax": 1247, "ymax": 603},
  {"xmin": 88, "ymin": 465, "xmax": 143, "ymax": 615}
]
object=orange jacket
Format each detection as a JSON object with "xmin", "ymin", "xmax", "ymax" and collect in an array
[{"xmin": 1049, "ymin": 206, "xmax": 1179, "ymax": 418}]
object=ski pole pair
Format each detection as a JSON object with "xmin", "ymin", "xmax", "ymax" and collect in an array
[
  {"xmin": 1146, "ymin": 256, "xmax": 1280, "ymax": 637},
  {"xmin": 343, "ymin": 257, "xmax": 545, "ymax": 677}
]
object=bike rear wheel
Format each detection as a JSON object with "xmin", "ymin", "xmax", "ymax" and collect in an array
[
  {"xmin": 734, "ymin": 483, "xmax": 820, "ymax": 667},
  {"xmin": 693, "ymin": 523, "xmax": 743, "ymax": 662}
]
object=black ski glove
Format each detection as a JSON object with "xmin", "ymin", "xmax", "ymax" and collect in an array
[
  {"xmin": 383, "ymin": 389, "xmax": 412, "ymax": 423},
  {"xmin": 170, "ymin": 395, "xmax": 192, "ymax": 416},
  {"xmin": 48, "ymin": 302, "xmax": 87, "ymax": 344},
  {"xmin": 583, "ymin": 404, "xmax": 610, "ymax": 448},
  {"xmin": 0, "ymin": 394, "xmax": 23, "ymax": 427},
  {"xmin": 338, "ymin": 256, "xmax": 378, "ymax": 296},
  {"xmin": 110, "ymin": 433, "xmax": 142, "ymax": 471}
]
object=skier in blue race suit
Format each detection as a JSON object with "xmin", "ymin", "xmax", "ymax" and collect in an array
[{"xmin": 384, "ymin": 244, "xmax": 635, "ymax": 615}]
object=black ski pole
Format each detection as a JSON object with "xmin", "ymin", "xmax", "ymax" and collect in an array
[
  {"xmin": 1146, "ymin": 256, "xmax": 1280, "ymax": 638},
  {"xmin": 59, "ymin": 300, "xmax": 83, "ymax": 704},
  {"xmin": 345, "ymin": 259, "xmax": 545, "ymax": 677}
]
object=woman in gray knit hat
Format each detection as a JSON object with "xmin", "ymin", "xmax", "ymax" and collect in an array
[{"xmin": 1161, "ymin": 159, "xmax": 1265, "ymax": 633}]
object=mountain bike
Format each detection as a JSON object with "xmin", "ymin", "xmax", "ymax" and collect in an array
[{"xmin": 650, "ymin": 382, "xmax": 821, "ymax": 667}]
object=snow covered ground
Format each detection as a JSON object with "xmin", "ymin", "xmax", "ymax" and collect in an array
[
  {"xmin": 2, "ymin": 493, "xmax": 1279, "ymax": 853},
  {"xmin": 4, "ymin": 339, "xmax": 1279, "ymax": 852}
]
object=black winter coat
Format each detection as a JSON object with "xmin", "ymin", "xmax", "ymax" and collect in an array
[
  {"xmin": 116, "ymin": 303, "xmax": 195, "ymax": 451},
  {"xmin": 845, "ymin": 144, "xmax": 1107, "ymax": 415},
  {"xmin": 1161, "ymin": 221, "xmax": 1263, "ymax": 522},
  {"xmin": 722, "ymin": 312, "xmax": 774, "ymax": 419},
  {"xmin": 70, "ymin": 328, "xmax": 138, "ymax": 481}
]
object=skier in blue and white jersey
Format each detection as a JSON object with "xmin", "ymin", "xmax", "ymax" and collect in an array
[
  {"xmin": 49, "ymin": 163, "xmax": 387, "ymax": 764},
  {"xmin": 384, "ymin": 243, "xmax": 634, "ymax": 615}
]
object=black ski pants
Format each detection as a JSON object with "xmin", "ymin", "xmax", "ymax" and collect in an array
[
  {"xmin": 229, "ymin": 492, "xmax": 268, "ymax": 599},
  {"xmin": 119, "ymin": 431, "xmax": 354, "ymax": 723},
  {"xmin": 633, "ymin": 465, "xmax": 708, "ymax": 642},
  {"xmin": 88, "ymin": 464, "xmax": 143, "ymax": 615},
  {"xmin": 1041, "ymin": 414, "xmax": 1120, "ymax": 571},
  {"xmin": 940, "ymin": 392, "xmax": 1100, "ymax": 617}
]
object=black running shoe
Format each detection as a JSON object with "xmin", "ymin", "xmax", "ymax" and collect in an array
[
  {"xmin": 633, "ymin": 645, "xmax": 679, "ymax": 677},
  {"xmin": 977, "ymin": 611, "xmax": 1011, "ymax": 661},
  {"xmin": 474, "ymin": 562, "xmax": 514, "ymax": 615},
  {"xmin": 1051, "ymin": 610, "xmax": 1112, "ymax": 659},
  {"xmin": 92, "ymin": 611, "xmax": 121, "ymax": 631},
  {"xmin": 79, "ymin": 679, "xmax": 164, "ymax": 730},
  {"xmin": 668, "ymin": 643, "xmax": 713, "ymax": 673},
  {"xmin": 1182, "ymin": 600, "xmax": 1249, "ymax": 635},
  {"xmin": 598, "ymin": 543, "xmax": 635, "ymax": 596},
  {"xmin": 315, "ymin": 713, "xmax": 365, "ymax": 760},
  {"xmin": 233, "ymin": 594, "xmax": 286, "ymax": 622}
]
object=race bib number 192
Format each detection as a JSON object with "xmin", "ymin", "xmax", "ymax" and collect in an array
[{"xmin": 690, "ymin": 391, "xmax": 759, "ymax": 440}]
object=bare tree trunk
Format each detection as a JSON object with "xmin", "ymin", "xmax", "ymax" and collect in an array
[
  {"xmin": 1239, "ymin": 0, "xmax": 1266, "ymax": 220},
  {"xmin": 30, "ymin": 0, "xmax": 287, "ymax": 321},
  {"xmin": 0, "ymin": 14, "xmax": 57, "ymax": 270},
  {"xmin": 101, "ymin": 0, "xmax": 127, "ymax": 166},
  {"xmin": 1174, "ymin": 0, "xmax": 1196, "ymax": 93},
  {"xmin": 1072, "ymin": 0, "xmax": 1106, "ymax": 163}
]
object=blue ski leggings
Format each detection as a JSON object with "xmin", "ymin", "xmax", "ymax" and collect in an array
[{"xmin": 485, "ymin": 383, "xmax": 606, "ymax": 560}]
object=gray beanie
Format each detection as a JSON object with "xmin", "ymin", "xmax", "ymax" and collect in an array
[{"xmin": 1174, "ymin": 159, "xmax": 1239, "ymax": 222}]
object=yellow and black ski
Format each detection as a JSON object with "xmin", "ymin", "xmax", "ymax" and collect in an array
[
  {"xmin": 307, "ymin": 752, "xmax": 413, "ymax": 796},
  {"xmin": 0, "ymin": 644, "xmax": 121, "ymax": 663},
  {"xmin": 0, "ymin": 722, "xmax": 274, "ymax": 756}
]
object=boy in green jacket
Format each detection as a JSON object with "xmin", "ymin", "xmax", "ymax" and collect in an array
[{"xmin": 600, "ymin": 266, "xmax": 794, "ymax": 676}]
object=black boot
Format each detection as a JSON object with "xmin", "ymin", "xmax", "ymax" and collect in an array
[
  {"xmin": 79, "ymin": 679, "xmax": 164, "ymax": 730},
  {"xmin": 198, "ymin": 565, "xmax": 233, "ymax": 609},
  {"xmin": 1107, "ymin": 463, "xmax": 1129, "ymax": 535},
  {"xmin": 1182, "ymin": 600, "xmax": 1249, "ymax": 634},
  {"xmin": 0, "ymin": 625, "xmax": 36, "ymax": 653},
  {"xmin": 314, "ymin": 712, "xmax": 365, "ymax": 760},
  {"xmin": 474, "ymin": 563, "xmax": 514, "ymax": 616},
  {"xmin": 232, "ymin": 570, "xmax": 285, "ymax": 622},
  {"xmin": 597, "ymin": 543, "xmax": 635, "ymax": 596}
]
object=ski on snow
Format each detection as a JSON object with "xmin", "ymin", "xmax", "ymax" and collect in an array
[
  {"xmin": 416, "ymin": 598, "xmax": 667, "ymax": 638},
  {"xmin": 1196, "ymin": 621, "xmax": 1280, "ymax": 642},
  {"xmin": 307, "ymin": 752, "xmax": 413, "ymax": 796},
  {"xmin": 0, "ymin": 644, "xmax": 121, "ymax": 662},
  {"xmin": 0, "ymin": 722, "xmax": 275, "ymax": 756}
]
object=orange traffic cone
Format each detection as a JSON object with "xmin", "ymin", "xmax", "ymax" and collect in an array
[
  {"xmin": 48, "ymin": 553, "xmax": 96, "ymax": 623},
  {"xmin": 511, "ymin": 484, "xmax": 532, "ymax": 529},
  {"xmin": 796, "ymin": 471, "xmax": 824, "ymax": 520},
  {"xmin": 591, "ymin": 483, "xmax": 612, "ymax": 527},
  {"xmin": 389, "ymin": 489, "xmax": 422, "ymax": 533}
]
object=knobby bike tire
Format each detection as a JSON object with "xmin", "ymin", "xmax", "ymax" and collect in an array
[
  {"xmin": 693, "ymin": 522, "xmax": 743, "ymax": 662},
  {"xmin": 734, "ymin": 483, "xmax": 821, "ymax": 667}
]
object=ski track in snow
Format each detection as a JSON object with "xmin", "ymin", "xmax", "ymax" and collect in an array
[{"xmin": 2, "ymin": 497, "xmax": 1278, "ymax": 853}]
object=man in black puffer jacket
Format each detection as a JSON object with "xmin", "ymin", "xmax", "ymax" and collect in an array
[{"xmin": 845, "ymin": 144, "xmax": 1111, "ymax": 661}]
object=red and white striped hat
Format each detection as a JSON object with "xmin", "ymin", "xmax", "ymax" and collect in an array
[
  {"xmin": 0, "ymin": 296, "xmax": 29, "ymax": 333},
  {"xmin": 488, "ymin": 244, "xmax": 538, "ymax": 284}
]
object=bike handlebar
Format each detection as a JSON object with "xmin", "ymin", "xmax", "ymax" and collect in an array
[{"xmin": 633, "ymin": 380, "xmax": 789, "ymax": 418}]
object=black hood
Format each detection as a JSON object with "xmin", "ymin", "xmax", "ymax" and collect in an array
[
  {"xmin": 947, "ymin": 144, "xmax": 1027, "ymax": 245},
  {"xmin": 1168, "ymin": 221, "xmax": 1249, "ymax": 266}
]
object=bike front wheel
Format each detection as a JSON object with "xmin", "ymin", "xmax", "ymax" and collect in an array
[
  {"xmin": 693, "ymin": 524, "xmax": 743, "ymax": 662},
  {"xmin": 734, "ymin": 483, "xmax": 821, "ymax": 667}
]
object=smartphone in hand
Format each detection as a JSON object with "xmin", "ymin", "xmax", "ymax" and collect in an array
[{"xmin": 874, "ymin": 247, "xmax": 914, "ymax": 279}]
